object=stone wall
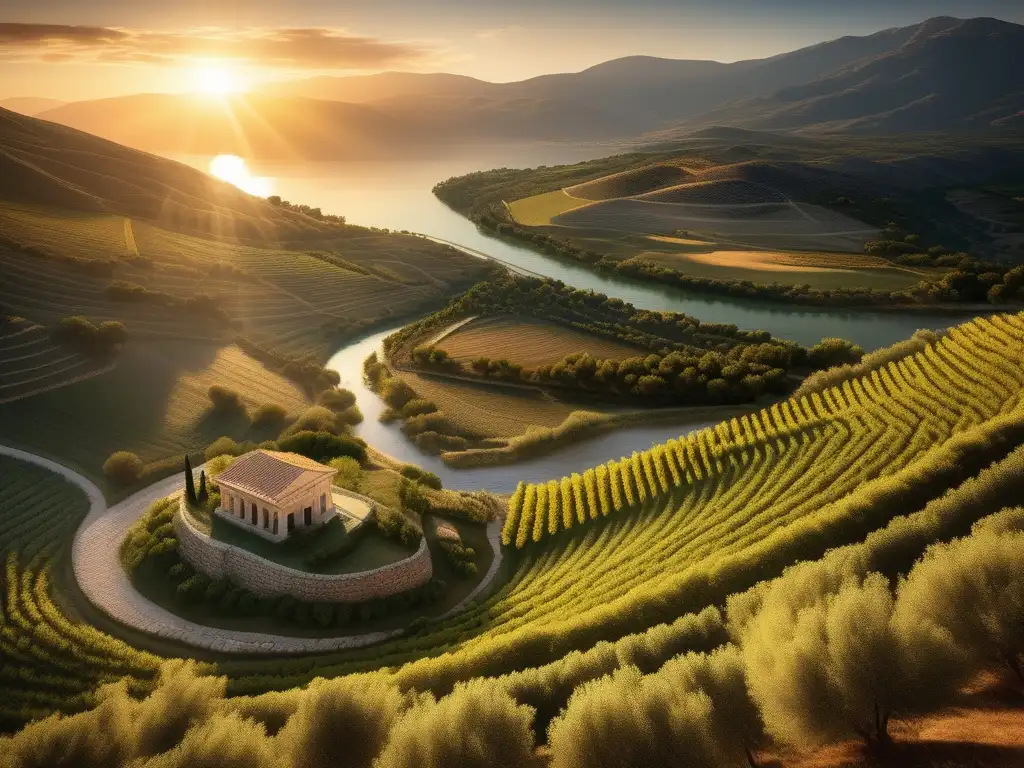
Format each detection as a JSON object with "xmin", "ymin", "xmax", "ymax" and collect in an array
[{"xmin": 174, "ymin": 500, "xmax": 432, "ymax": 603}]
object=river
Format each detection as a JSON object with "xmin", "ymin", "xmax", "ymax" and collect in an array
[{"xmin": 179, "ymin": 148, "xmax": 984, "ymax": 491}]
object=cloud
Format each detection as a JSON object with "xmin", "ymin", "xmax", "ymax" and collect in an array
[
  {"xmin": 0, "ymin": 23, "xmax": 437, "ymax": 71},
  {"xmin": 474, "ymin": 25, "xmax": 524, "ymax": 40}
]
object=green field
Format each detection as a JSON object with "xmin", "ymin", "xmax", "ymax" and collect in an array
[{"xmin": 0, "ymin": 341, "xmax": 311, "ymax": 484}]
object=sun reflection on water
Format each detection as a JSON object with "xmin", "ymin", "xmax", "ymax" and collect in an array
[{"xmin": 208, "ymin": 154, "xmax": 273, "ymax": 197}]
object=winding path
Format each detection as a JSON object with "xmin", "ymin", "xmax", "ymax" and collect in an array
[{"xmin": 0, "ymin": 444, "xmax": 503, "ymax": 655}]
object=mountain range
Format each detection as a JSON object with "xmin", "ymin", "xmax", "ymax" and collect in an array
[{"xmin": 17, "ymin": 16, "xmax": 1024, "ymax": 160}]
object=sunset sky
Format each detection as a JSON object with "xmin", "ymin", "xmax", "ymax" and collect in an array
[{"xmin": 2, "ymin": 0, "xmax": 1022, "ymax": 101}]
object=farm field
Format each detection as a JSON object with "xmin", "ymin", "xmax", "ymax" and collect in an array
[
  {"xmin": 550, "ymin": 198, "xmax": 878, "ymax": 252},
  {"xmin": 0, "ymin": 317, "xmax": 110, "ymax": 404},
  {"xmin": 0, "ymin": 202, "xmax": 132, "ymax": 262},
  {"xmin": 633, "ymin": 247, "xmax": 926, "ymax": 291},
  {"xmin": 543, "ymin": 228, "xmax": 928, "ymax": 290},
  {"xmin": 437, "ymin": 315, "xmax": 645, "ymax": 368},
  {"xmin": 505, "ymin": 190, "xmax": 591, "ymax": 226},
  {"xmin": 395, "ymin": 370, "xmax": 600, "ymax": 438},
  {"xmin": 565, "ymin": 163, "xmax": 693, "ymax": 201},
  {"xmin": 0, "ymin": 341, "xmax": 311, "ymax": 483}
]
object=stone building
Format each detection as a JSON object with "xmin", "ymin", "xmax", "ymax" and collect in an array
[{"xmin": 215, "ymin": 450, "xmax": 336, "ymax": 541}]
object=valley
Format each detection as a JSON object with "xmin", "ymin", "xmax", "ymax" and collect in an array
[{"xmin": 1, "ymin": 8, "xmax": 1023, "ymax": 767}]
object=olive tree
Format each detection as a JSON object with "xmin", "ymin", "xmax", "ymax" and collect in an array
[
  {"xmin": 274, "ymin": 675, "xmax": 403, "ymax": 768},
  {"xmin": 895, "ymin": 527, "xmax": 1024, "ymax": 682},
  {"xmin": 548, "ymin": 666, "xmax": 720, "ymax": 768},
  {"xmin": 375, "ymin": 680, "xmax": 536, "ymax": 768},
  {"xmin": 662, "ymin": 647, "xmax": 766, "ymax": 766},
  {"xmin": 739, "ymin": 572, "xmax": 965, "ymax": 749}
]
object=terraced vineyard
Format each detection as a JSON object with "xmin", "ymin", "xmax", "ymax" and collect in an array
[
  {"xmin": 0, "ymin": 318, "xmax": 109, "ymax": 404},
  {"xmin": 504, "ymin": 313, "xmax": 1024, "ymax": 546},
  {"xmin": 0, "ymin": 456, "xmax": 162, "ymax": 730},
  {"xmin": 211, "ymin": 313, "xmax": 1024, "ymax": 696},
  {"xmin": 0, "ymin": 342, "xmax": 312, "ymax": 479},
  {"xmin": 0, "ymin": 203, "xmax": 131, "ymax": 262}
]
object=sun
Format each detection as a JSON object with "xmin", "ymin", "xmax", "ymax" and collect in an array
[
  {"xmin": 190, "ymin": 62, "xmax": 245, "ymax": 97},
  {"xmin": 209, "ymin": 155, "xmax": 273, "ymax": 198}
]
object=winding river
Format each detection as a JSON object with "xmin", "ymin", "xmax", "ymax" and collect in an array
[{"xmin": 239, "ymin": 149, "xmax": 986, "ymax": 492}]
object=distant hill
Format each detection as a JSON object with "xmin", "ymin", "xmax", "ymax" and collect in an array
[
  {"xmin": 32, "ymin": 91, "xmax": 623, "ymax": 159},
  {"xmin": 0, "ymin": 97, "xmax": 66, "ymax": 116},
  {"xmin": 26, "ymin": 16, "xmax": 1024, "ymax": 159},
  {"xmin": 0, "ymin": 106, "xmax": 334, "ymax": 239},
  {"xmin": 667, "ymin": 17, "xmax": 1024, "ymax": 135}
]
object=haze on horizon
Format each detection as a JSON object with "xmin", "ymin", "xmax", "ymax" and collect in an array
[{"xmin": 2, "ymin": 0, "xmax": 1023, "ymax": 101}]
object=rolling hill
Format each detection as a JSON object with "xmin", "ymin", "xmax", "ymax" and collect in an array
[
  {"xmin": 0, "ymin": 105, "xmax": 334, "ymax": 240},
  {"xmin": 0, "ymin": 97, "xmax": 66, "ymax": 116},
  {"xmin": 25, "ymin": 17, "xmax": 1024, "ymax": 160}
]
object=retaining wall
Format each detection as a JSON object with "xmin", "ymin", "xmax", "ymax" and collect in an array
[{"xmin": 174, "ymin": 500, "xmax": 432, "ymax": 603}]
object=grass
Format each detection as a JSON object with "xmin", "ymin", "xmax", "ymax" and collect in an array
[
  {"xmin": 0, "ymin": 340, "xmax": 311, "ymax": 485},
  {"xmin": 437, "ymin": 315, "xmax": 644, "ymax": 368},
  {"xmin": 0, "ymin": 317, "xmax": 109, "ymax": 404},
  {"xmin": 208, "ymin": 514, "xmax": 412, "ymax": 575},
  {"xmin": 506, "ymin": 190, "xmax": 591, "ymax": 226},
  {"xmin": 395, "ymin": 370, "xmax": 605, "ymax": 439}
]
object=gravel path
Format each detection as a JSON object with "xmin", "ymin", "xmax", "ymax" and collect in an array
[{"xmin": 1, "ymin": 444, "xmax": 504, "ymax": 655}]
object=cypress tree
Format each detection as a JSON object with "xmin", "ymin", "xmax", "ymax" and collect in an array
[
  {"xmin": 198, "ymin": 470, "xmax": 208, "ymax": 503},
  {"xmin": 184, "ymin": 455, "xmax": 197, "ymax": 504}
]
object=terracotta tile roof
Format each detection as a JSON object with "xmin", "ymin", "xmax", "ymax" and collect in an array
[{"xmin": 216, "ymin": 450, "xmax": 335, "ymax": 506}]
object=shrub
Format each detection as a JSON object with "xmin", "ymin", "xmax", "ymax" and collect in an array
[
  {"xmin": 204, "ymin": 437, "xmax": 241, "ymax": 461},
  {"xmin": 103, "ymin": 451, "xmax": 144, "ymax": 486},
  {"xmin": 376, "ymin": 505, "xmax": 422, "ymax": 546},
  {"xmin": 381, "ymin": 378, "xmax": 416, "ymax": 409},
  {"xmin": 400, "ymin": 399, "xmax": 437, "ymax": 418},
  {"xmin": 208, "ymin": 385, "xmax": 244, "ymax": 412},
  {"xmin": 277, "ymin": 430, "xmax": 366, "ymax": 463},
  {"xmin": 318, "ymin": 388, "xmax": 357, "ymax": 411},
  {"xmin": 376, "ymin": 680, "xmax": 535, "ymax": 768},
  {"xmin": 548, "ymin": 666, "xmax": 719, "ymax": 768},
  {"xmin": 399, "ymin": 465, "xmax": 443, "ymax": 490},
  {"xmin": 96, "ymin": 320, "xmax": 128, "ymax": 347},
  {"xmin": 251, "ymin": 403, "xmax": 287, "ymax": 427},
  {"xmin": 52, "ymin": 315, "xmax": 126, "ymax": 357},
  {"xmin": 739, "ymin": 571, "xmax": 966, "ymax": 748},
  {"xmin": 328, "ymin": 456, "xmax": 363, "ymax": 492},
  {"xmin": 895, "ymin": 526, "xmax": 1024, "ymax": 681},
  {"xmin": 806, "ymin": 337, "xmax": 865, "ymax": 369},
  {"xmin": 275, "ymin": 676, "xmax": 404, "ymax": 768}
]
